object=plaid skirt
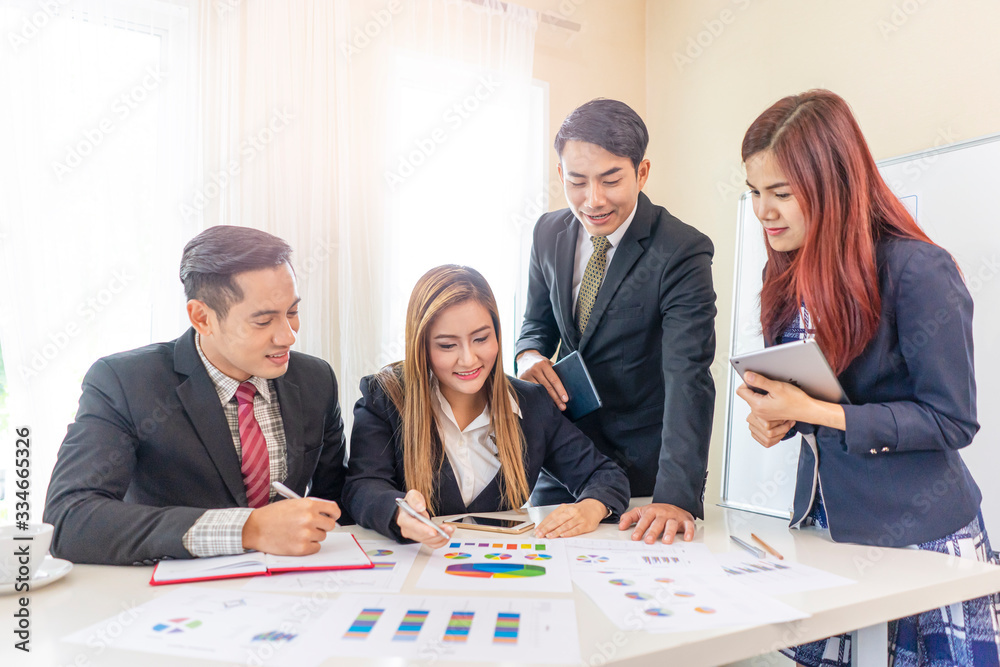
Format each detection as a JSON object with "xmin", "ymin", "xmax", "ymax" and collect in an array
[{"xmin": 780, "ymin": 511, "xmax": 1000, "ymax": 667}]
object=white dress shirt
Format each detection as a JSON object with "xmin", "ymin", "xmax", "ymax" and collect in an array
[{"xmin": 431, "ymin": 376, "xmax": 521, "ymax": 507}]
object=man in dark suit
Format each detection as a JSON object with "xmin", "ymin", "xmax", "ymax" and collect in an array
[
  {"xmin": 44, "ymin": 226, "xmax": 347, "ymax": 565},
  {"xmin": 516, "ymin": 99, "xmax": 716, "ymax": 544}
]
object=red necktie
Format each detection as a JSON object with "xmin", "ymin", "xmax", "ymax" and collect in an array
[{"xmin": 236, "ymin": 382, "xmax": 270, "ymax": 509}]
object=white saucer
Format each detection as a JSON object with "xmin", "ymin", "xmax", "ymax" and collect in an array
[{"xmin": 0, "ymin": 556, "xmax": 73, "ymax": 595}]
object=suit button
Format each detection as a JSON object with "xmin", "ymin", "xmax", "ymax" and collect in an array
[{"xmin": 869, "ymin": 448, "xmax": 878, "ymax": 454}]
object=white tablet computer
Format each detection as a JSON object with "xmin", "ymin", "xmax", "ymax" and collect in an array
[{"xmin": 729, "ymin": 339, "xmax": 850, "ymax": 404}]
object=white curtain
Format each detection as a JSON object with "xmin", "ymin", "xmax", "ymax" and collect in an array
[
  {"xmin": 0, "ymin": 0, "xmax": 198, "ymax": 512},
  {"xmin": 197, "ymin": 0, "xmax": 540, "ymax": 439}
]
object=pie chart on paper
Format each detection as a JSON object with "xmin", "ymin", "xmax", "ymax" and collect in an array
[{"xmin": 445, "ymin": 563, "xmax": 546, "ymax": 579}]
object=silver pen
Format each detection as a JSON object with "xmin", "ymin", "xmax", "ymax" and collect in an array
[
  {"xmin": 730, "ymin": 535, "xmax": 766, "ymax": 559},
  {"xmin": 395, "ymin": 497, "xmax": 450, "ymax": 540}
]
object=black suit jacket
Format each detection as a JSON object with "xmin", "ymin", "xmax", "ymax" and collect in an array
[
  {"xmin": 43, "ymin": 328, "xmax": 348, "ymax": 565},
  {"xmin": 342, "ymin": 375, "xmax": 630, "ymax": 542},
  {"xmin": 780, "ymin": 238, "xmax": 981, "ymax": 547},
  {"xmin": 515, "ymin": 192, "xmax": 716, "ymax": 516}
]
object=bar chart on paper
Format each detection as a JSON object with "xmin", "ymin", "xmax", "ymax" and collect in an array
[{"xmin": 297, "ymin": 594, "xmax": 581, "ymax": 664}]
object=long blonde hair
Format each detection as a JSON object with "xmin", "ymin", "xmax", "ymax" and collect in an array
[{"xmin": 376, "ymin": 265, "xmax": 529, "ymax": 515}]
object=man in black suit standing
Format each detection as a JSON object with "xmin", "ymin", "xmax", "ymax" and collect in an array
[
  {"xmin": 44, "ymin": 226, "xmax": 347, "ymax": 565},
  {"xmin": 516, "ymin": 99, "xmax": 716, "ymax": 544}
]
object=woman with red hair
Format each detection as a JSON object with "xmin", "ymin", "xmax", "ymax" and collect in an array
[{"xmin": 736, "ymin": 89, "xmax": 999, "ymax": 666}]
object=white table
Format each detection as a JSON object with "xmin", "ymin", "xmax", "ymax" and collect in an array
[{"xmin": 3, "ymin": 501, "xmax": 1000, "ymax": 666}]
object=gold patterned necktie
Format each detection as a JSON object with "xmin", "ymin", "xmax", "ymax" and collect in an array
[{"xmin": 576, "ymin": 235, "xmax": 611, "ymax": 333}]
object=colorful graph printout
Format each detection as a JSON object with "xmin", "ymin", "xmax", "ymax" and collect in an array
[
  {"xmin": 713, "ymin": 552, "xmax": 856, "ymax": 596},
  {"xmin": 345, "ymin": 608, "xmax": 384, "ymax": 639},
  {"xmin": 393, "ymin": 610, "xmax": 429, "ymax": 641},
  {"xmin": 418, "ymin": 539, "xmax": 572, "ymax": 593},
  {"xmin": 443, "ymin": 611, "xmax": 474, "ymax": 643},
  {"xmin": 297, "ymin": 594, "xmax": 581, "ymax": 664},
  {"xmin": 367, "ymin": 549, "xmax": 394, "ymax": 557},
  {"xmin": 493, "ymin": 612, "xmax": 520, "ymax": 644},
  {"xmin": 571, "ymin": 571, "xmax": 809, "ymax": 633},
  {"xmin": 62, "ymin": 588, "xmax": 337, "ymax": 667},
  {"xmin": 576, "ymin": 555, "xmax": 609, "ymax": 563}
]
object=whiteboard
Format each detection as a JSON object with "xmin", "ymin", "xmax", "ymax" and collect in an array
[{"xmin": 721, "ymin": 134, "xmax": 1000, "ymax": 538}]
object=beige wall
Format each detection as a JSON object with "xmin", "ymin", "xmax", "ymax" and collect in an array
[
  {"xmin": 643, "ymin": 0, "xmax": 1000, "ymax": 506},
  {"xmin": 520, "ymin": 0, "xmax": 647, "ymax": 204}
]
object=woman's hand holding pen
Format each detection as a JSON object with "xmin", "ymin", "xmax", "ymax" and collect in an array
[
  {"xmin": 396, "ymin": 489, "xmax": 455, "ymax": 549},
  {"xmin": 736, "ymin": 372, "xmax": 846, "ymax": 447}
]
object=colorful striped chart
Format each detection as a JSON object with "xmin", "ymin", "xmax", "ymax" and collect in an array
[
  {"xmin": 443, "ymin": 611, "xmax": 475, "ymax": 643},
  {"xmin": 493, "ymin": 612, "xmax": 520, "ymax": 644},
  {"xmin": 392, "ymin": 610, "xmax": 429, "ymax": 641},
  {"xmin": 484, "ymin": 553, "xmax": 512, "ymax": 560},
  {"xmin": 444, "ymin": 552, "xmax": 472, "ymax": 559},
  {"xmin": 445, "ymin": 563, "xmax": 546, "ymax": 579},
  {"xmin": 344, "ymin": 608, "xmax": 384, "ymax": 640},
  {"xmin": 524, "ymin": 553, "xmax": 552, "ymax": 560},
  {"xmin": 449, "ymin": 542, "xmax": 546, "ymax": 551}
]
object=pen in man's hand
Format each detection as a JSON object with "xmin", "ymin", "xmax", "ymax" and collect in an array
[{"xmin": 271, "ymin": 481, "xmax": 339, "ymax": 526}]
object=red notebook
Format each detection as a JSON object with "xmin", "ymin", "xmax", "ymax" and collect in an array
[{"xmin": 150, "ymin": 533, "xmax": 373, "ymax": 586}]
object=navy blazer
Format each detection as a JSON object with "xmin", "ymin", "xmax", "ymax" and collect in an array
[
  {"xmin": 775, "ymin": 238, "xmax": 981, "ymax": 547},
  {"xmin": 43, "ymin": 328, "xmax": 348, "ymax": 565},
  {"xmin": 342, "ymin": 375, "xmax": 631, "ymax": 542},
  {"xmin": 515, "ymin": 192, "xmax": 716, "ymax": 516}
]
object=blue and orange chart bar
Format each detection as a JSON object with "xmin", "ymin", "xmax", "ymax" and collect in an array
[
  {"xmin": 393, "ymin": 610, "xmax": 429, "ymax": 641},
  {"xmin": 493, "ymin": 612, "xmax": 521, "ymax": 644},
  {"xmin": 344, "ymin": 608, "xmax": 384, "ymax": 640},
  {"xmin": 443, "ymin": 611, "xmax": 475, "ymax": 643}
]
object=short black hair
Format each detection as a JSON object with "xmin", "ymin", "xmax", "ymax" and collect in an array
[
  {"xmin": 179, "ymin": 225, "xmax": 293, "ymax": 319},
  {"xmin": 554, "ymin": 98, "xmax": 649, "ymax": 171}
]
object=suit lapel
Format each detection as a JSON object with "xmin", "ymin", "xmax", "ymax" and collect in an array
[
  {"xmin": 553, "ymin": 216, "xmax": 580, "ymax": 349},
  {"xmin": 579, "ymin": 193, "xmax": 654, "ymax": 351},
  {"xmin": 437, "ymin": 455, "xmax": 467, "ymax": 514},
  {"xmin": 173, "ymin": 329, "xmax": 247, "ymax": 505},
  {"xmin": 274, "ymin": 371, "xmax": 305, "ymax": 489}
]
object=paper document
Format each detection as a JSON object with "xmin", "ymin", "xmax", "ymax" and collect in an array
[{"xmin": 416, "ymin": 538, "xmax": 572, "ymax": 593}]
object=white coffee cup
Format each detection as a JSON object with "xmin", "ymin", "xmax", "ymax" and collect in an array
[{"xmin": 0, "ymin": 523, "xmax": 54, "ymax": 586}]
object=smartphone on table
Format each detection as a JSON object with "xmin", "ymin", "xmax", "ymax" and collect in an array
[{"xmin": 441, "ymin": 514, "xmax": 535, "ymax": 534}]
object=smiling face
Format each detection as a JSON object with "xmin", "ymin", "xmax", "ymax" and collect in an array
[
  {"xmin": 427, "ymin": 299, "xmax": 499, "ymax": 409},
  {"xmin": 558, "ymin": 140, "xmax": 649, "ymax": 237},
  {"xmin": 189, "ymin": 263, "xmax": 300, "ymax": 381},
  {"xmin": 745, "ymin": 150, "xmax": 808, "ymax": 252}
]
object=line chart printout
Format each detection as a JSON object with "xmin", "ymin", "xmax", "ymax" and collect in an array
[
  {"xmin": 416, "ymin": 538, "xmax": 572, "ymax": 593},
  {"xmin": 291, "ymin": 593, "xmax": 581, "ymax": 664},
  {"xmin": 61, "ymin": 587, "xmax": 333, "ymax": 666},
  {"xmin": 243, "ymin": 539, "xmax": 420, "ymax": 594}
]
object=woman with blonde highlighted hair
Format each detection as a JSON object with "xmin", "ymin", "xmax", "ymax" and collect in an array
[{"xmin": 343, "ymin": 265, "xmax": 629, "ymax": 547}]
